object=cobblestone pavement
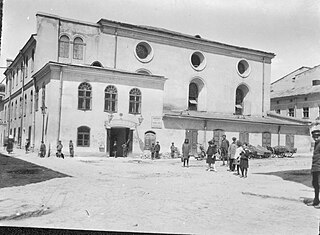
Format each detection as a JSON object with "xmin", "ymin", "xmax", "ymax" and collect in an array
[{"xmin": 0, "ymin": 149, "xmax": 318, "ymax": 234}]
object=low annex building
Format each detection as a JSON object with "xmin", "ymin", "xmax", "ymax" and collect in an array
[{"xmin": 0, "ymin": 12, "xmax": 311, "ymax": 156}]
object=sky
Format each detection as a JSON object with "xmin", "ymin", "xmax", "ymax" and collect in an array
[{"xmin": 0, "ymin": 0, "xmax": 319, "ymax": 83}]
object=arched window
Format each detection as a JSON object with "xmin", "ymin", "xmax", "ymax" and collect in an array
[
  {"xmin": 24, "ymin": 94, "xmax": 27, "ymax": 116},
  {"xmin": 144, "ymin": 131, "xmax": 156, "ymax": 150},
  {"xmin": 129, "ymin": 88, "xmax": 141, "ymax": 114},
  {"xmin": 59, "ymin": 35, "xmax": 70, "ymax": 58},
  {"xmin": 188, "ymin": 82, "xmax": 198, "ymax": 111},
  {"xmin": 77, "ymin": 126, "xmax": 90, "ymax": 147},
  {"xmin": 104, "ymin": 85, "xmax": 117, "ymax": 112},
  {"xmin": 78, "ymin": 82, "xmax": 92, "ymax": 110},
  {"xmin": 73, "ymin": 37, "xmax": 84, "ymax": 60},
  {"xmin": 235, "ymin": 84, "xmax": 249, "ymax": 115},
  {"xmin": 31, "ymin": 49, "xmax": 35, "ymax": 72},
  {"xmin": 91, "ymin": 61, "xmax": 103, "ymax": 67},
  {"xmin": 30, "ymin": 90, "xmax": 33, "ymax": 114}
]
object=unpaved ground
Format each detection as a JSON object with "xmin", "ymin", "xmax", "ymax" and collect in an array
[{"xmin": 0, "ymin": 150, "xmax": 318, "ymax": 234}]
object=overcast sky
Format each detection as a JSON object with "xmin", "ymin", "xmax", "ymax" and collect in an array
[{"xmin": 0, "ymin": 0, "xmax": 319, "ymax": 82}]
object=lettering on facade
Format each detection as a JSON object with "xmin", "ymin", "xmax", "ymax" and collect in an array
[{"xmin": 151, "ymin": 116, "xmax": 162, "ymax": 129}]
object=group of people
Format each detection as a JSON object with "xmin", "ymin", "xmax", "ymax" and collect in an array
[
  {"xmin": 176, "ymin": 135, "xmax": 250, "ymax": 178},
  {"xmin": 38, "ymin": 140, "xmax": 74, "ymax": 158}
]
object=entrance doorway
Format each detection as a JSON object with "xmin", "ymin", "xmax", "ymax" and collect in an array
[
  {"xmin": 185, "ymin": 129, "xmax": 198, "ymax": 156},
  {"xmin": 107, "ymin": 127, "xmax": 133, "ymax": 157}
]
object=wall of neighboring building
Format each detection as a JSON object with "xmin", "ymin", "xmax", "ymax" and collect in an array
[
  {"xmin": 270, "ymin": 67, "xmax": 310, "ymax": 93},
  {"xmin": 295, "ymin": 65, "xmax": 320, "ymax": 88}
]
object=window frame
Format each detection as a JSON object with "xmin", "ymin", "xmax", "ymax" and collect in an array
[
  {"xmin": 77, "ymin": 126, "xmax": 90, "ymax": 147},
  {"xmin": 59, "ymin": 35, "xmax": 70, "ymax": 58},
  {"xmin": 73, "ymin": 37, "xmax": 84, "ymax": 60},
  {"xmin": 104, "ymin": 85, "xmax": 118, "ymax": 113},
  {"xmin": 129, "ymin": 88, "xmax": 142, "ymax": 114},
  {"xmin": 303, "ymin": 107, "xmax": 309, "ymax": 118},
  {"xmin": 78, "ymin": 82, "xmax": 92, "ymax": 111}
]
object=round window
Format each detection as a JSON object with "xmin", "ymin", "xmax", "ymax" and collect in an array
[
  {"xmin": 236, "ymin": 59, "xmax": 251, "ymax": 78},
  {"xmin": 190, "ymin": 51, "xmax": 206, "ymax": 71},
  {"xmin": 134, "ymin": 41, "xmax": 154, "ymax": 63}
]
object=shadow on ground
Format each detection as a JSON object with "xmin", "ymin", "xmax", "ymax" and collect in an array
[
  {"xmin": 256, "ymin": 169, "xmax": 311, "ymax": 188},
  {"xmin": 0, "ymin": 154, "xmax": 70, "ymax": 189}
]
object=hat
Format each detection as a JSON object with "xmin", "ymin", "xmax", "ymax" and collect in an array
[{"xmin": 311, "ymin": 125, "xmax": 320, "ymax": 136}]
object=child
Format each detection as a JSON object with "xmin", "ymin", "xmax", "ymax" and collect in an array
[
  {"xmin": 240, "ymin": 142, "xmax": 250, "ymax": 178},
  {"xmin": 206, "ymin": 140, "xmax": 218, "ymax": 171},
  {"xmin": 234, "ymin": 141, "xmax": 244, "ymax": 175}
]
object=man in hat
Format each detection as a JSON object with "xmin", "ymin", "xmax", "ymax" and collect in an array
[{"xmin": 308, "ymin": 126, "xmax": 320, "ymax": 207}]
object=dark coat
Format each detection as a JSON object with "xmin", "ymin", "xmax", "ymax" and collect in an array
[
  {"xmin": 154, "ymin": 144, "xmax": 160, "ymax": 152},
  {"xmin": 312, "ymin": 140, "xmax": 320, "ymax": 172}
]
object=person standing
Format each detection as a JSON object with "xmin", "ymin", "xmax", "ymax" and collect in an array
[
  {"xmin": 150, "ymin": 143, "xmax": 155, "ymax": 160},
  {"xmin": 56, "ymin": 140, "xmax": 64, "ymax": 159},
  {"xmin": 220, "ymin": 135, "xmax": 230, "ymax": 166},
  {"xmin": 234, "ymin": 141, "xmax": 244, "ymax": 175},
  {"xmin": 308, "ymin": 127, "xmax": 320, "ymax": 207},
  {"xmin": 40, "ymin": 141, "xmax": 46, "ymax": 158},
  {"xmin": 240, "ymin": 142, "xmax": 250, "ymax": 178},
  {"xmin": 206, "ymin": 140, "xmax": 218, "ymax": 171},
  {"xmin": 181, "ymin": 139, "xmax": 191, "ymax": 167},
  {"xmin": 154, "ymin": 141, "xmax": 161, "ymax": 159},
  {"xmin": 170, "ymin": 142, "xmax": 176, "ymax": 158},
  {"xmin": 25, "ymin": 139, "xmax": 30, "ymax": 154},
  {"xmin": 112, "ymin": 141, "xmax": 118, "ymax": 158},
  {"xmin": 228, "ymin": 137, "xmax": 237, "ymax": 171},
  {"xmin": 69, "ymin": 140, "xmax": 74, "ymax": 157}
]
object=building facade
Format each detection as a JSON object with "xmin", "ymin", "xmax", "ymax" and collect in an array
[
  {"xmin": 0, "ymin": 13, "xmax": 310, "ymax": 156},
  {"xmin": 270, "ymin": 65, "xmax": 320, "ymax": 151}
]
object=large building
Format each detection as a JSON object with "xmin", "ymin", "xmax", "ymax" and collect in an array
[
  {"xmin": 271, "ymin": 65, "xmax": 320, "ymax": 151},
  {"xmin": 0, "ymin": 13, "xmax": 311, "ymax": 157}
]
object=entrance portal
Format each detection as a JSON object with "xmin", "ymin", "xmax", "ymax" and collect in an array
[{"xmin": 107, "ymin": 127, "xmax": 133, "ymax": 157}]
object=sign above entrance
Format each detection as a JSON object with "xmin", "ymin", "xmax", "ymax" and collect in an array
[
  {"xmin": 105, "ymin": 119, "xmax": 137, "ymax": 129},
  {"xmin": 151, "ymin": 116, "xmax": 162, "ymax": 129}
]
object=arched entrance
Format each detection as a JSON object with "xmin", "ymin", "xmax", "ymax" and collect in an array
[{"xmin": 107, "ymin": 127, "xmax": 133, "ymax": 157}]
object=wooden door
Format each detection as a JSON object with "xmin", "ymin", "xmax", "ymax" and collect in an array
[{"xmin": 185, "ymin": 129, "xmax": 198, "ymax": 156}]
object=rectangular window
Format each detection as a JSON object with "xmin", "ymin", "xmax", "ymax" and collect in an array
[
  {"xmin": 129, "ymin": 96, "xmax": 141, "ymax": 114},
  {"xmin": 262, "ymin": 132, "xmax": 271, "ymax": 147},
  {"xmin": 25, "ymin": 57, "xmax": 28, "ymax": 78},
  {"xmin": 104, "ymin": 93, "xmax": 117, "ymax": 112},
  {"xmin": 276, "ymin": 109, "xmax": 280, "ymax": 114},
  {"xmin": 303, "ymin": 107, "xmax": 309, "ymax": 118},
  {"xmin": 288, "ymin": 108, "xmax": 294, "ymax": 117},
  {"xmin": 35, "ymin": 90, "xmax": 39, "ymax": 111},
  {"xmin": 59, "ymin": 41, "xmax": 69, "ymax": 58}
]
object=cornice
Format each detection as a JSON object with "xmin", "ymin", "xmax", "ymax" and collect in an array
[{"xmin": 99, "ymin": 20, "xmax": 275, "ymax": 63}]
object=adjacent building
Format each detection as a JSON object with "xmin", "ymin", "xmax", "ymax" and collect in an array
[
  {"xmin": 270, "ymin": 65, "xmax": 320, "ymax": 151},
  {"xmin": 0, "ymin": 12, "xmax": 311, "ymax": 157}
]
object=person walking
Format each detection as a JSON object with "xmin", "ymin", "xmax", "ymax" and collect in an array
[
  {"xmin": 220, "ymin": 135, "xmax": 229, "ymax": 166},
  {"xmin": 150, "ymin": 143, "xmax": 155, "ymax": 160},
  {"xmin": 181, "ymin": 139, "xmax": 191, "ymax": 167},
  {"xmin": 154, "ymin": 141, "xmax": 161, "ymax": 159},
  {"xmin": 56, "ymin": 140, "xmax": 64, "ymax": 159},
  {"xmin": 69, "ymin": 140, "xmax": 74, "ymax": 157},
  {"xmin": 228, "ymin": 137, "xmax": 237, "ymax": 171},
  {"xmin": 122, "ymin": 139, "xmax": 130, "ymax": 158},
  {"xmin": 206, "ymin": 140, "xmax": 218, "ymax": 171},
  {"xmin": 308, "ymin": 127, "xmax": 320, "ymax": 207}
]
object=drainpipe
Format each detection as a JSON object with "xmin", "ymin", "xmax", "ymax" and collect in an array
[
  {"xmin": 262, "ymin": 57, "xmax": 265, "ymax": 116},
  {"xmin": 204, "ymin": 120, "xmax": 207, "ymax": 149},
  {"xmin": 57, "ymin": 67, "xmax": 63, "ymax": 143},
  {"xmin": 20, "ymin": 64, "xmax": 25, "ymax": 149},
  {"xmin": 32, "ymin": 80, "xmax": 36, "ymax": 151},
  {"xmin": 114, "ymin": 28, "xmax": 118, "ymax": 69}
]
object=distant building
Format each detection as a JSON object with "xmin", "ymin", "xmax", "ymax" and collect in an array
[
  {"xmin": 270, "ymin": 65, "xmax": 320, "ymax": 151},
  {"xmin": 0, "ymin": 12, "xmax": 310, "ymax": 156}
]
